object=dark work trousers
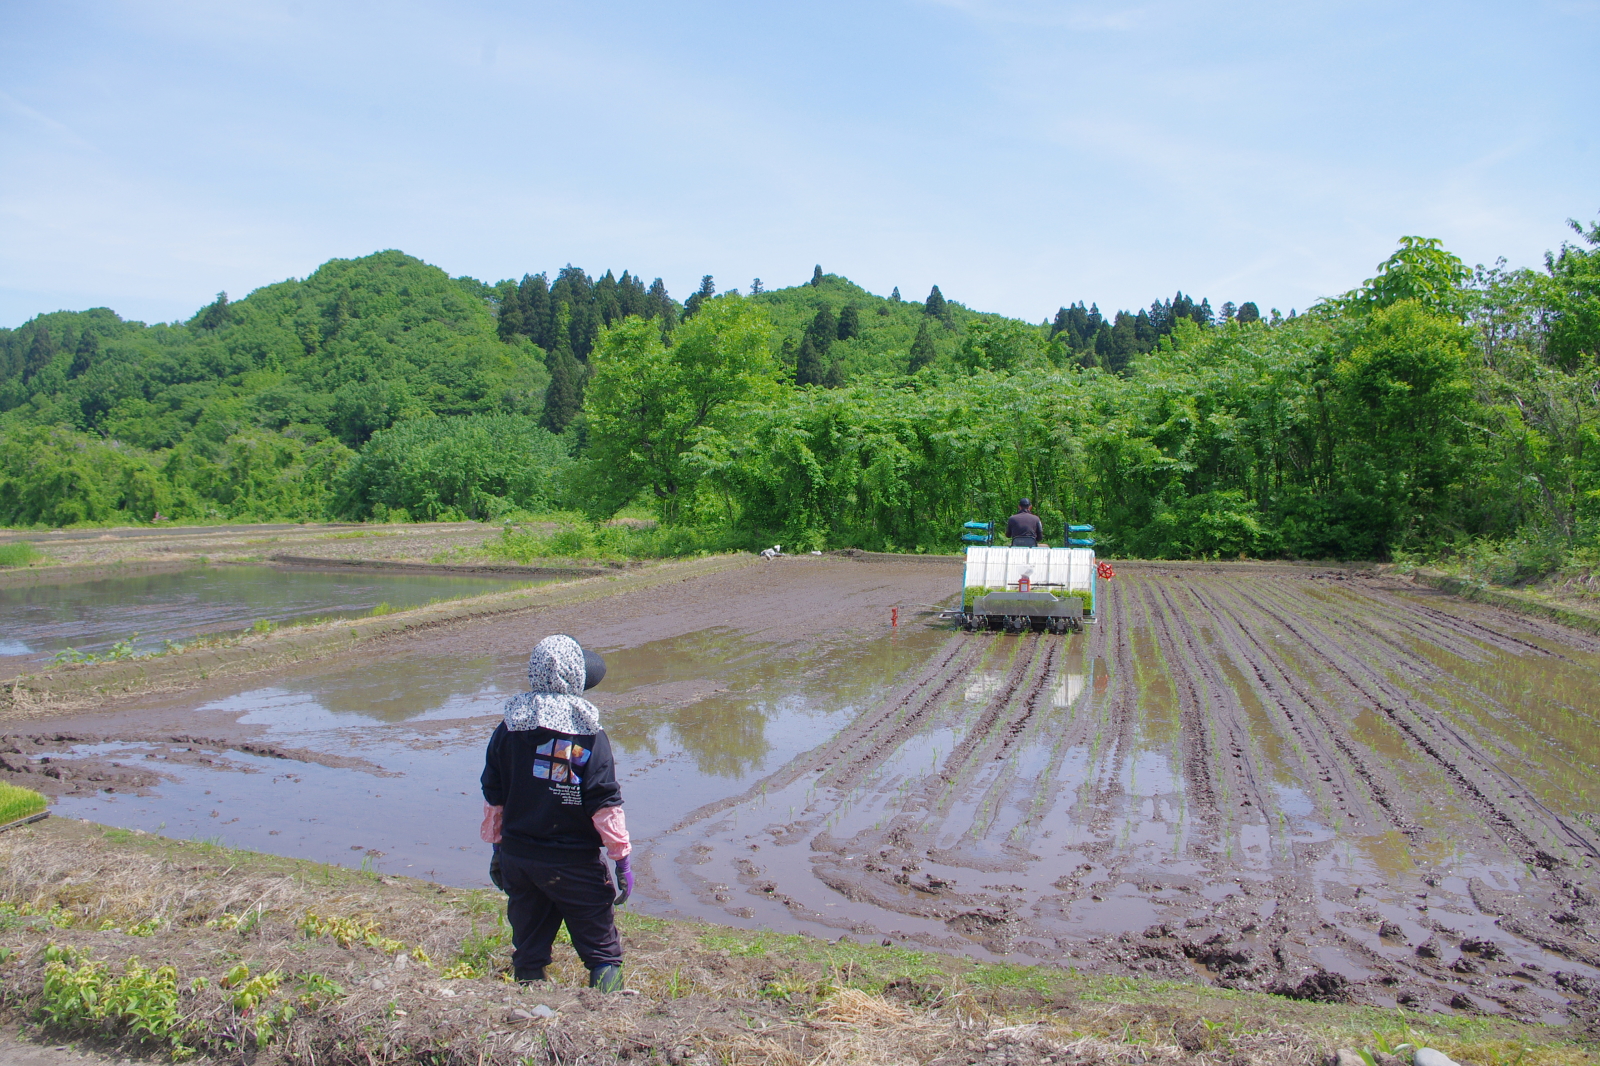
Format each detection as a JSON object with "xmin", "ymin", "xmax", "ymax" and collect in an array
[{"xmin": 499, "ymin": 850, "xmax": 623, "ymax": 972}]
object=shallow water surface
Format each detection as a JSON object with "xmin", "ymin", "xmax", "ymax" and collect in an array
[
  {"xmin": 51, "ymin": 626, "xmax": 951, "ymax": 884},
  {"xmin": 0, "ymin": 564, "xmax": 527, "ymax": 665}
]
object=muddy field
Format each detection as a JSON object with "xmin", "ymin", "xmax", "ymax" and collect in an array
[{"xmin": 6, "ymin": 556, "xmax": 1600, "ymax": 1032}]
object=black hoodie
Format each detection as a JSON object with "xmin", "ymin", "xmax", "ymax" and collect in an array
[{"xmin": 481, "ymin": 724, "xmax": 622, "ymax": 859}]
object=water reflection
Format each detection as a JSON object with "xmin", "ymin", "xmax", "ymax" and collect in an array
[{"xmin": 0, "ymin": 565, "xmax": 532, "ymax": 666}]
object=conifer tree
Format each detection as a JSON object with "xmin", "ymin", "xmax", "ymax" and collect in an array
[
  {"xmin": 23, "ymin": 325, "xmax": 55, "ymax": 380},
  {"xmin": 197, "ymin": 292, "xmax": 232, "ymax": 331},
  {"xmin": 520, "ymin": 273, "xmax": 552, "ymax": 348},
  {"xmin": 890, "ymin": 287, "xmax": 901, "ymax": 302},
  {"xmin": 497, "ymin": 286, "xmax": 525, "ymax": 341},
  {"xmin": 684, "ymin": 275, "xmax": 716, "ymax": 319},
  {"xmin": 837, "ymin": 305, "xmax": 860, "ymax": 341},
  {"xmin": 541, "ymin": 308, "xmax": 584, "ymax": 433},
  {"xmin": 751, "ymin": 278, "xmax": 764, "ymax": 295},
  {"xmin": 327, "ymin": 288, "xmax": 354, "ymax": 337},
  {"xmin": 1220, "ymin": 301, "xmax": 1237, "ymax": 322},
  {"xmin": 617, "ymin": 271, "xmax": 647, "ymax": 319},
  {"xmin": 811, "ymin": 265, "xmax": 823, "ymax": 287},
  {"xmin": 69, "ymin": 330, "xmax": 99, "ymax": 379},
  {"xmin": 595, "ymin": 270, "xmax": 622, "ymax": 327},
  {"xmin": 805, "ymin": 306, "xmax": 837, "ymax": 352},
  {"xmin": 646, "ymin": 278, "xmax": 678, "ymax": 333},
  {"xmin": 1134, "ymin": 309, "xmax": 1157, "ymax": 350},
  {"xmin": 908, "ymin": 319, "xmax": 936, "ymax": 373},
  {"xmin": 795, "ymin": 335, "xmax": 826, "ymax": 386},
  {"xmin": 1236, "ymin": 301, "xmax": 1261, "ymax": 324},
  {"xmin": 924, "ymin": 285, "xmax": 947, "ymax": 320},
  {"xmin": 823, "ymin": 359, "xmax": 845, "ymax": 388}
]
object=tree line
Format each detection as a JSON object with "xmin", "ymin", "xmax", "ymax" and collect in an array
[{"xmin": 3, "ymin": 224, "xmax": 1597, "ymax": 572}]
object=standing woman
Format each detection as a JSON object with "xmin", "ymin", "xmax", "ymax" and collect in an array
[{"xmin": 480, "ymin": 634, "xmax": 634, "ymax": 990}]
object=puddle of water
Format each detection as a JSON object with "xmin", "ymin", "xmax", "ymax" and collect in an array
[
  {"xmin": 0, "ymin": 564, "xmax": 532, "ymax": 665},
  {"xmin": 51, "ymin": 624, "xmax": 953, "ymax": 887}
]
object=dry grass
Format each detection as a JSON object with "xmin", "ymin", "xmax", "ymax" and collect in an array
[{"xmin": 0, "ymin": 819, "xmax": 1592, "ymax": 1066}]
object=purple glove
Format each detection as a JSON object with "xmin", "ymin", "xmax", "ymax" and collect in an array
[{"xmin": 613, "ymin": 856, "xmax": 633, "ymax": 907}]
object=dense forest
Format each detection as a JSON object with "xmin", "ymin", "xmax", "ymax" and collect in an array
[{"xmin": 2, "ymin": 221, "xmax": 1598, "ymax": 568}]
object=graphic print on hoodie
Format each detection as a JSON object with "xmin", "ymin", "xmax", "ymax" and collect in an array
[{"xmin": 481, "ymin": 634, "xmax": 622, "ymax": 859}]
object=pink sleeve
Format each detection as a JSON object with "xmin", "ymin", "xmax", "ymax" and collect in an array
[
  {"xmin": 592, "ymin": 806, "xmax": 630, "ymax": 860},
  {"xmin": 480, "ymin": 803, "xmax": 503, "ymax": 844}
]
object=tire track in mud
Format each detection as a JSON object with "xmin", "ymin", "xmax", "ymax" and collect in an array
[
  {"xmin": 1228, "ymin": 577, "xmax": 1600, "ymax": 867},
  {"xmin": 663, "ymin": 633, "xmax": 983, "ymax": 833},
  {"xmin": 1197, "ymin": 579, "xmax": 1425, "ymax": 842},
  {"xmin": 1253, "ymin": 577, "xmax": 1600, "ymax": 863},
  {"xmin": 1136, "ymin": 581, "xmax": 1234, "ymax": 839}
]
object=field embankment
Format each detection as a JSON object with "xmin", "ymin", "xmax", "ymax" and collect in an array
[{"xmin": 0, "ymin": 818, "xmax": 1587, "ymax": 1066}]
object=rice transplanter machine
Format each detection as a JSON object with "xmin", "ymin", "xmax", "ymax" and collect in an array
[{"xmin": 946, "ymin": 521, "xmax": 1112, "ymax": 633}]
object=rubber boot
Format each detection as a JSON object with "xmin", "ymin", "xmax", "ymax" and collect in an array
[
  {"xmin": 514, "ymin": 966, "xmax": 547, "ymax": 984},
  {"xmin": 587, "ymin": 964, "xmax": 624, "ymax": 992}
]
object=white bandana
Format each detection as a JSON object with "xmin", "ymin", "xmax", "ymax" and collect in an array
[{"xmin": 502, "ymin": 634, "xmax": 601, "ymax": 735}]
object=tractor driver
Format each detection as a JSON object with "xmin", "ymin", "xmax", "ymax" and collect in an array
[{"xmin": 1006, "ymin": 499, "xmax": 1044, "ymax": 548}]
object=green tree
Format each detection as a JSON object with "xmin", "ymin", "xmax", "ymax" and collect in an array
[
  {"xmin": 1540, "ymin": 217, "xmax": 1600, "ymax": 372},
  {"xmin": 1344, "ymin": 236, "xmax": 1470, "ymax": 319},
  {"xmin": 541, "ymin": 308, "xmax": 584, "ymax": 434},
  {"xmin": 811, "ymin": 265, "xmax": 823, "ymax": 287},
  {"xmin": 68, "ymin": 331, "xmax": 99, "ymax": 379},
  {"xmin": 196, "ymin": 292, "xmax": 232, "ymax": 331},
  {"xmin": 837, "ymin": 305, "xmax": 861, "ymax": 341},
  {"xmin": 924, "ymin": 285, "xmax": 947, "ymax": 320},
  {"xmin": 795, "ymin": 335, "xmax": 828, "ymax": 386},
  {"xmin": 583, "ymin": 296, "xmax": 779, "ymax": 521},
  {"xmin": 795, "ymin": 307, "xmax": 836, "ymax": 387},
  {"xmin": 684, "ymin": 275, "xmax": 716, "ymax": 319},
  {"xmin": 23, "ymin": 326, "xmax": 56, "ymax": 380},
  {"xmin": 336, "ymin": 414, "xmax": 567, "ymax": 520},
  {"xmin": 908, "ymin": 319, "xmax": 936, "ymax": 373},
  {"xmin": 1332, "ymin": 300, "xmax": 1477, "ymax": 550}
]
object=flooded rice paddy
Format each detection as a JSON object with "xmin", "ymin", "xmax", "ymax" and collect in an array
[
  {"xmin": 7, "ymin": 557, "xmax": 1600, "ymax": 1025},
  {"xmin": 0, "ymin": 563, "xmax": 526, "ymax": 667}
]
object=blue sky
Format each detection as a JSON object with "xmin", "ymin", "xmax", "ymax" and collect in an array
[{"xmin": 2, "ymin": 0, "xmax": 1596, "ymax": 329}]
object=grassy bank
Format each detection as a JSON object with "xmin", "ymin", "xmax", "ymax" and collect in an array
[{"xmin": 0, "ymin": 819, "xmax": 1589, "ymax": 1066}]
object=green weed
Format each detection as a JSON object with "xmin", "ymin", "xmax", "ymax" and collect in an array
[
  {"xmin": 40, "ymin": 946, "xmax": 184, "ymax": 1047},
  {"xmin": 0, "ymin": 542, "xmax": 42, "ymax": 567}
]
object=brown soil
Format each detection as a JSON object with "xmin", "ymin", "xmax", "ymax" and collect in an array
[
  {"xmin": 639, "ymin": 562, "xmax": 1600, "ymax": 1031},
  {"xmin": 6, "ymin": 556, "xmax": 1600, "ymax": 1044},
  {"xmin": 0, "ymin": 732, "xmax": 392, "ymax": 801}
]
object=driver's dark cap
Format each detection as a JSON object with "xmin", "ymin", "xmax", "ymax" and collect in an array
[
  {"xmin": 1019, "ymin": 498, "xmax": 1032, "ymax": 508},
  {"xmin": 583, "ymin": 649, "xmax": 607, "ymax": 690}
]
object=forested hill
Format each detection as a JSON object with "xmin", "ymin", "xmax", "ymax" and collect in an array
[
  {"xmin": 2, "ymin": 225, "xmax": 1598, "ymax": 569},
  {"xmin": 0, "ymin": 250, "xmax": 1246, "ymax": 528}
]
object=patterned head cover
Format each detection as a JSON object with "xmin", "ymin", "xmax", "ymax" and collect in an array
[{"xmin": 502, "ymin": 634, "xmax": 601, "ymax": 735}]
